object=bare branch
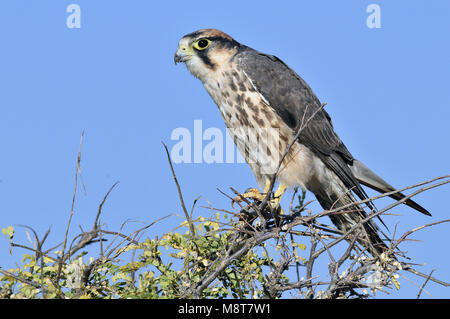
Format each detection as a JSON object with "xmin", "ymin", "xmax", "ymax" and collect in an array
[
  {"xmin": 162, "ymin": 142, "xmax": 196, "ymax": 238},
  {"xmin": 54, "ymin": 130, "xmax": 85, "ymax": 292}
]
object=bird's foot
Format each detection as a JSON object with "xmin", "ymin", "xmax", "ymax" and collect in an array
[
  {"xmin": 233, "ymin": 183, "xmax": 289, "ymax": 231},
  {"xmin": 232, "ymin": 183, "xmax": 287, "ymax": 212},
  {"xmin": 232, "ymin": 187, "xmax": 265, "ymax": 205}
]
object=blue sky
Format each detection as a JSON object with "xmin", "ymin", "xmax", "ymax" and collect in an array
[{"xmin": 0, "ymin": 0, "xmax": 449, "ymax": 298}]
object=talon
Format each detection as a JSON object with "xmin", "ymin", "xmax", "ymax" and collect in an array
[
  {"xmin": 242, "ymin": 188, "xmax": 266, "ymax": 201},
  {"xmin": 271, "ymin": 183, "xmax": 287, "ymax": 208},
  {"xmin": 231, "ymin": 183, "xmax": 288, "ymax": 212},
  {"xmin": 232, "ymin": 188, "xmax": 266, "ymax": 209}
]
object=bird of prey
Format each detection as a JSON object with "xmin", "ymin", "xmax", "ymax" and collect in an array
[{"xmin": 174, "ymin": 29, "xmax": 430, "ymax": 256}]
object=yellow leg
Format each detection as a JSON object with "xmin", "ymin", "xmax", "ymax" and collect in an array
[
  {"xmin": 274, "ymin": 183, "xmax": 287, "ymax": 204},
  {"xmin": 273, "ymin": 183, "xmax": 287, "ymax": 214},
  {"xmin": 232, "ymin": 181, "xmax": 287, "ymax": 208}
]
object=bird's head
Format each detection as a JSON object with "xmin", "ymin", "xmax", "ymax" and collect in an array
[{"xmin": 174, "ymin": 29, "xmax": 240, "ymax": 81}]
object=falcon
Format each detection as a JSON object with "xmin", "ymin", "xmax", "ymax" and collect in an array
[{"xmin": 174, "ymin": 29, "xmax": 430, "ymax": 256}]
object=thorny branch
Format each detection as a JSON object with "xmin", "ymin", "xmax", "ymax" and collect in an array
[
  {"xmin": 176, "ymin": 171, "xmax": 450, "ymax": 298},
  {"xmin": 1, "ymin": 129, "xmax": 448, "ymax": 299}
]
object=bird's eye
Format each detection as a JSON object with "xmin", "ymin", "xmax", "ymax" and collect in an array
[{"xmin": 194, "ymin": 39, "xmax": 211, "ymax": 50}]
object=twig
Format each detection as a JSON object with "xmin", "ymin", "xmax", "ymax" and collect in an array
[
  {"xmin": 162, "ymin": 142, "xmax": 196, "ymax": 237},
  {"xmin": 416, "ymin": 269, "xmax": 435, "ymax": 299},
  {"xmin": 94, "ymin": 181, "xmax": 120, "ymax": 229},
  {"xmin": 0, "ymin": 267, "xmax": 48, "ymax": 293},
  {"xmin": 392, "ymin": 219, "xmax": 450, "ymax": 251},
  {"xmin": 405, "ymin": 267, "xmax": 449, "ymax": 287},
  {"xmin": 55, "ymin": 130, "xmax": 85, "ymax": 292}
]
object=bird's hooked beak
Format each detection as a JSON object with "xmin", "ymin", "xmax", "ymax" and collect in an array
[{"xmin": 174, "ymin": 44, "xmax": 192, "ymax": 65}]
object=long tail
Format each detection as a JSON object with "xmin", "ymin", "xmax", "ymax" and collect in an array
[
  {"xmin": 349, "ymin": 160, "xmax": 431, "ymax": 216},
  {"xmin": 314, "ymin": 187, "xmax": 389, "ymax": 257}
]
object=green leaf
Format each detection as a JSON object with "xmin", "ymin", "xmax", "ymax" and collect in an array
[
  {"xmin": 391, "ymin": 276, "xmax": 400, "ymax": 290},
  {"xmin": 2, "ymin": 226, "xmax": 15, "ymax": 253},
  {"xmin": 1, "ymin": 226, "xmax": 14, "ymax": 241}
]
